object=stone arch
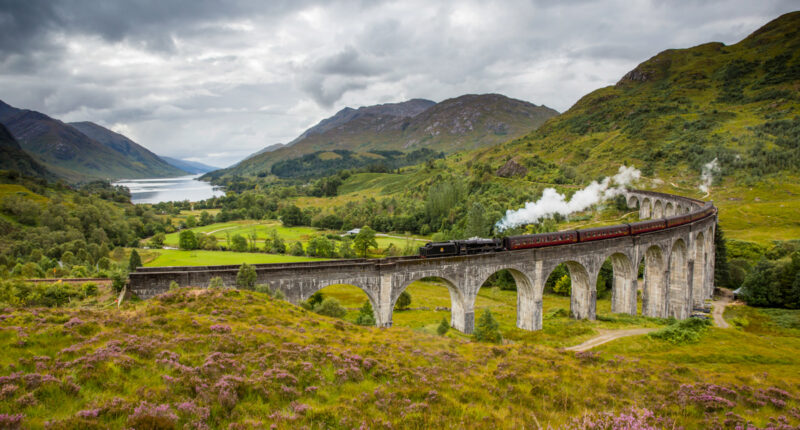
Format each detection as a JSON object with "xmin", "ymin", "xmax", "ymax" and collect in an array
[
  {"xmin": 394, "ymin": 275, "xmax": 472, "ymax": 333},
  {"xmin": 665, "ymin": 202, "xmax": 675, "ymax": 216},
  {"xmin": 640, "ymin": 197, "xmax": 652, "ymax": 219},
  {"xmin": 685, "ymin": 206, "xmax": 692, "ymax": 214},
  {"xmin": 641, "ymin": 245, "xmax": 667, "ymax": 318},
  {"xmin": 653, "ymin": 200, "xmax": 665, "ymax": 219},
  {"xmin": 477, "ymin": 268, "xmax": 537, "ymax": 331},
  {"xmin": 627, "ymin": 195, "xmax": 640, "ymax": 209},
  {"xmin": 692, "ymin": 231, "xmax": 706, "ymax": 307},
  {"xmin": 668, "ymin": 239, "xmax": 690, "ymax": 319},
  {"xmin": 603, "ymin": 252, "xmax": 637, "ymax": 315}
]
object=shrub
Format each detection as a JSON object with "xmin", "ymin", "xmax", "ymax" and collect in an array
[
  {"xmin": 355, "ymin": 300, "xmax": 376, "ymax": 326},
  {"xmin": 236, "ymin": 263, "xmax": 257, "ymax": 290},
  {"xmin": 290, "ymin": 242, "xmax": 305, "ymax": 256},
  {"xmin": 395, "ymin": 291, "xmax": 411, "ymax": 310},
  {"xmin": 231, "ymin": 234, "xmax": 248, "ymax": 252},
  {"xmin": 97, "ymin": 257, "xmax": 111, "ymax": 271},
  {"xmin": 70, "ymin": 265, "xmax": 90, "ymax": 278},
  {"xmin": 82, "ymin": 282, "xmax": 98, "ymax": 297},
  {"xmin": 649, "ymin": 317, "xmax": 711, "ymax": 344},
  {"xmin": 168, "ymin": 281, "xmax": 179, "ymax": 291},
  {"xmin": 554, "ymin": 274, "xmax": 571, "ymax": 296},
  {"xmin": 437, "ymin": 318, "xmax": 450, "ymax": 335},
  {"xmin": 127, "ymin": 402, "xmax": 178, "ymax": 429},
  {"xmin": 178, "ymin": 230, "xmax": 197, "ymax": 250},
  {"xmin": 315, "ymin": 298, "xmax": 346, "ymax": 319},
  {"xmin": 473, "ymin": 309, "xmax": 502, "ymax": 343},
  {"xmin": 111, "ymin": 270, "xmax": 127, "ymax": 293},
  {"xmin": 209, "ymin": 277, "xmax": 224, "ymax": 288}
]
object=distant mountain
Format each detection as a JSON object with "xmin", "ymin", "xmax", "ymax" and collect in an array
[
  {"xmin": 0, "ymin": 122, "xmax": 54, "ymax": 179},
  {"xmin": 475, "ymin": 11, "xmax": 800, "ymax": 182},
  {"xmin": 0, "ymin": 100, "xmax": 185, "ymax": 182},
  {"xmin": 209, "ymin": 94, "xmax": 557, "ymax": 179},
  {"xmin": 69, "ymin": 121, "xmax": 186, "ymax": 177},
  {"xmin": 160, "ymin": 156, "xmax": 219, "ymax": 174}
]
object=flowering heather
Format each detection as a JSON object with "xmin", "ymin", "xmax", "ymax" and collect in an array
[
  {"xmin": 0, "ymin": 287, "xmax": 797, "ymax": 428},
  {"xmin": 0, "ymin": 413, "xmax": 24, "ymax": 428}
]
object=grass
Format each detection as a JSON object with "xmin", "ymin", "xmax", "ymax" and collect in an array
[
  {"xmin": 139, "ymin": 249, "xmax": 326, "ymax": 267},
  {"xmin": 0, "ymin": 183, "xmax": 49, "ymax": 204},
  {"xmin": 1, "ymin": 286, "xmax": 798, "ymax": 428}
]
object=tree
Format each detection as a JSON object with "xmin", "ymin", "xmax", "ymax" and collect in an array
[
  {"xmin": 354, "ymin": 226, "xmax": 378, "ymax": 258},
  {"xmin": 338, "ymin": 237, "xmax": 355, "ymax": 258},
  {"xmin": 314, "ymin": 297, "xmax": 346, "ymax": 318},
  {"xmin": 149, "ymin": 232, "xmax": 165, "ymax": 249},
  {"xmin": 554, "ymin": 274, "xmax": 571, "ymax": 296},
  {"xmin": 290, "ymin": 241, "xmax": 305, "ymax": 256},
  {"xmin": 473, "ymin": 309, "xmax": 502, "ymax": 343},
  {"xmin": 237, "ymin": 263, "xmax": 257, "ymax": 290},
  {"xmin": 355, "ymin": 300, "xmax": 376, "ymax": 326},
  {"xmin": 231, "ymin": 234, "xmax": 248, "ymax": 252},
  {"xmin": 111, "ymin": 270, "xmax": 127, "ymax": 293},
  {"xmin": 268, "ymin": 229, "xmax": 286, "ymax": 254},
  {"xmin": 209, "ymin": 276, "xmax": 224, "ymax": 288},
  {"xmin": 307, "ymin": 236, "xmax": 334, "ymax": 257},
  {"xmin": 307, "ymin": 291, "xmax": 325, "ymax": 308},
  {"xmin": 437, "ymin": 318, "xmax": 450, "ymax": 335},
  {"xmin": 185, "ymin": 215, "xmax": 197, "ymax": 228},
  {"xmin": 280, "ymin": 205, "xmax": 304, "ymax": 227},
  {"xmin": 395, "ymin": 291, "xmax": 411, "ymax": 310},
  {"xmin": 464, "ymin": 202, "xmax": 490, "ymax": 238},
  {"xmin": 179, "ymin": 230, "xmax": 197, "ymax": 250},
  {"xmin": 128, "ymin": 249, "xmax": 142, "ymax": 271}
]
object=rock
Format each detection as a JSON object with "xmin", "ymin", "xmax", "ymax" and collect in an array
[{"xmin": 496, "ymin": 159, "xmax": 527, "ymax": 178}]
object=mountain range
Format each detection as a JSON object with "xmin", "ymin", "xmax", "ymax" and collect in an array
[{"xmin": 208, "ymin": 93, "xmax": 558, "ymax": 179}]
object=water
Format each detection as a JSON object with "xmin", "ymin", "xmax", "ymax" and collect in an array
[{"xmin": 113, "ymin": 175, "xmax": 224, "ymax": 204}]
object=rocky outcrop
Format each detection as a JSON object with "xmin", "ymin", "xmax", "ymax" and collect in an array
[{"xmin": 496, "ymin": 159, "xmax": 527, "ymax": 178}]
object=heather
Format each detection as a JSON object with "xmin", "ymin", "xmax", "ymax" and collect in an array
[{"xmin": 0, "ymin": 287, "xmax": 799, "ymax": 428}]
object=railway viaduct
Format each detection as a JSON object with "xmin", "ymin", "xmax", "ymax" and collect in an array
[{"xmin": 129, "ymin": 190, "xmax": 716, "ymax": 334}]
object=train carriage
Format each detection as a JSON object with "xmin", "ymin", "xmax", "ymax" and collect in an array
[
  {"xmin": 504, "ymin": 230, "xmax": 578, "ymax": 250},
  {"xmin": 629, "ymin": 219, "xmax": 667, "ymax": 235},
  {"xmin": 577, "ymin": 225, "xmax": 630, "ymax": 242}
]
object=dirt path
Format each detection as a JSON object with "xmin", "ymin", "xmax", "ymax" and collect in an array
[
  {"xmin": 564, "ymin": 328, "xmax": 657, "ymax": 352},
  {"xmin": 713, "ymin": 288, "xmax": 733, "ymax": 329}
]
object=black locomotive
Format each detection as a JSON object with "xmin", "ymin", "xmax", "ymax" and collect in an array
[{"xmin": 419, "ymin": 202, "xmax": 715, "ymax": 258}]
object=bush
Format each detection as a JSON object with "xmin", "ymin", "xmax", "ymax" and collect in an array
[
  {"xmin": 236, "ymin": 263, "xmax": 257, "ymax": 290},
  {"xmin": 395, "ymin": 291, "xmax": 411, "ymax": 310},
  {"xmin": 289, "ymin": 242, "xmax": 305, "ymax": 256},
  {"xmin": 111, "ymin": 270, "xmax": 127, "ymax": 293},
  {"xmin": 128, "ymin": 249, "xmax": 142, "ymax": 271},
  {"xmin": 437, "ymin": 318, "xmax": 450, "ymax": 335},
  {"xmin": 168, "ymin": 281, "xmax": 179, "ymax": 291},
  {"xmin": 315, "ymin": 297, "xmax": 346, "ymax": 318},
  {"xmin": 473, "ymin": 309, "xmax": 502, "ymax": 343},
  {"xmin": 649, "ymin": 317, "xmax": 711, "ymax": 344},
  {"xmin": 554, "ymin": 274, "xmax": 571, "ymax": 296},
  {"xmin": 178, "ymin": 230, "xmax": 197, "ymax": 250},
  {"xmin": 209, "ymin": 277, "xmax": 224, "ymax": 288},
  {"xmin": 82, "ymin": 282, "xmax": 98, "ymax": 297},
  {"xmin": 306, "ymin": 292, "xmax": 324, "ymax": 308},
  {"xmin": 355, "ymin": 300, "xmax": 376, "ymax": 326}
]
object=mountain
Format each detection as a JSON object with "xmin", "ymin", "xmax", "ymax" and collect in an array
[
  {"xmin": 208, "ymin": 94, "xmax": 558, "ymax": 179},
  {"xmin": 0, "ymin": 100, "xmax": 185, "ymax": 181},
  {"xmin": 0, "ymin": 122, "xmax": 54, "ymax": 179},
  {"xmin": 69, "ymin": 121, "xmax": 186, "ymax": 177},
  {"xmin": 475, "ymin": 11, "xmax": 800, "ymax": 184},
  {"xmin": 159, "ymin": 156, "xmax": 219, "ymax": 174}
]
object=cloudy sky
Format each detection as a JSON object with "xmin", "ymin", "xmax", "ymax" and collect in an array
[{"xmin": 0, "ymin": 1, "xmax": 796, "ymax": 167}]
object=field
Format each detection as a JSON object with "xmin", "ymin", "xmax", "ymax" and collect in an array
[
  {"xmin": 0, "ymin": 285, "xmax": 798, "ymax": 428},
  {"xmin": 139, "ymin": 249, "xmax": 326, "ymax": 267},
  {"xmin": 160, "ymin": 218, "xmax": 428, "ymax": 255}
]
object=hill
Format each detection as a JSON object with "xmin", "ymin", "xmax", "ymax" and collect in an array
[
  {"xmin": 0, "ymin": 286, "xmax": 798, "ymax": 428},
  {"xmin": 209, "ymin": 94, "xmax": 558, "ymax": 179},
  {"xmin": 475, "ymin": 11, "xmax": 800, "ymax": 186},
  {"xmin": 159, "ymin": 156, "xmax": 219, "ymax": 174},
  {"xmin": 0, "ymin": 123, "xmax": 54, "ymax": 180},
  {"xmin": 69, "ymin": 121, "xmax": 186, "ymax": 177},
  {"xmin": 0, "ymin": 100, "xmax": 185, "ymax": 182}
]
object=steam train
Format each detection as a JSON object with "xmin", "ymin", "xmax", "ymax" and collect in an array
[{"xmin": 418, "ymin": 202, "xmax": 716, "ymax": 258}]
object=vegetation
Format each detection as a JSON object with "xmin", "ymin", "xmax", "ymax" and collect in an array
[
  {"xmin": 473, "ymin": 309, "xmax": 502, "ymax": 344},
  {"xmin": 395, "ymin": 291, "xmax": 411, "ymax": 311},
  {"xmin": 236, "ymin": 263, "xmax": 257, "ymax": 290}
]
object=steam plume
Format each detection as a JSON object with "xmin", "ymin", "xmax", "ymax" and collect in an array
[
  {"xmin": 699, "ymin": 158, "xmax": 719, "ymax": 196},
  {"xmin": 495, "ymin": 165, "xmax": 641, "ymax": 231}
]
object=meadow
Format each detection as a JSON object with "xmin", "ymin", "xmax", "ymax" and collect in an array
[
  {"xmin": 0, "ymin": 286, "xmax": 797, "ymax": 428},
  {"xmin": 138, "ymin": 249, "xmax": 326, "ymax": 267}
]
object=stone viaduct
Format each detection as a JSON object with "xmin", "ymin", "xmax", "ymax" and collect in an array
[{"xmin": 129, "ymin": 190, "xmax": 717, "ymax": 334}]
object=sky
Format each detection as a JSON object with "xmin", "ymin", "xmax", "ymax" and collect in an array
[{"xmin": 0, "ymin": 1, "xmax": 797, "ymax": 167}]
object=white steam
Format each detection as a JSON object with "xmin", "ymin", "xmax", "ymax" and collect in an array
[
  {"xmin": 495, "ymin": 165, "xmax": 641, "ymax": 231},
  {"xmin": 699, "ymin": 158, "xmax": 719, "ymax": 196}
]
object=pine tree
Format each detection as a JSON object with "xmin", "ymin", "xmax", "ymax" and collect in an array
[
  {"xmin": 714, "ymin": 223, "xmax": 731, "ymax": 288},
  {"xmin": 395, "ymin": 291, "xmax": 411, "ymax": 310},
  {"xmin": 473, "ymin": 309, "xmax": 502, "ymax": 343},
  {"xmin": 437, "ymin": 318, "xmax": 450, "ymax": 335},
  {"xmin": 128, "ymin": 249, "xmax": 142, "ymax": 271},
  {"xmin": 236, "ymin": 263, "xmax": 257, "ymax": 289},
  {"xmin": 355, "ymin": 300, "xmax": 376, "ymax": 326}
]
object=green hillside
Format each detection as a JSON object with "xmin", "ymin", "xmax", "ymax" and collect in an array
[
  {"xmin": 0, "ymin": 123, "xmax": 54, "ymax": 180},
  {"xmin": 477, "ymin": 11, "xmax": 800, "ymax": 185}
]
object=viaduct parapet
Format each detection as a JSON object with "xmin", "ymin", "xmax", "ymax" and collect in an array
[{"xmin": 129, "ymin": 190, "xmax": 717, "ymax": 334}]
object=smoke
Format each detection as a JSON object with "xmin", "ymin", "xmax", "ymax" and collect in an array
[
  {"xmin": 495, "ymin": 165, "xmax": 641, "ymax": 231},
  {"xmin": 699, "ymin": 158, "xmax": 719, "ymax": 195}
]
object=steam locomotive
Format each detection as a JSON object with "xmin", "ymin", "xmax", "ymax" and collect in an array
[{"xmin": 418, "ymin": 202, "xmax": 716, "ymax": 258}]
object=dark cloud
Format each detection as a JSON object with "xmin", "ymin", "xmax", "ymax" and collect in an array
[{"xmin": 0, "ymin": 0, "xmax": 797, "ymax": 166}]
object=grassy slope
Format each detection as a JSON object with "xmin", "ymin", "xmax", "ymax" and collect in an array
[
  {"xmin": 139, "ymin": 249, "xmax": 327, "ymax": 267},
  {"xmin": 0, "ymin": 287, "xmax": 797, "ymax": 428}
]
